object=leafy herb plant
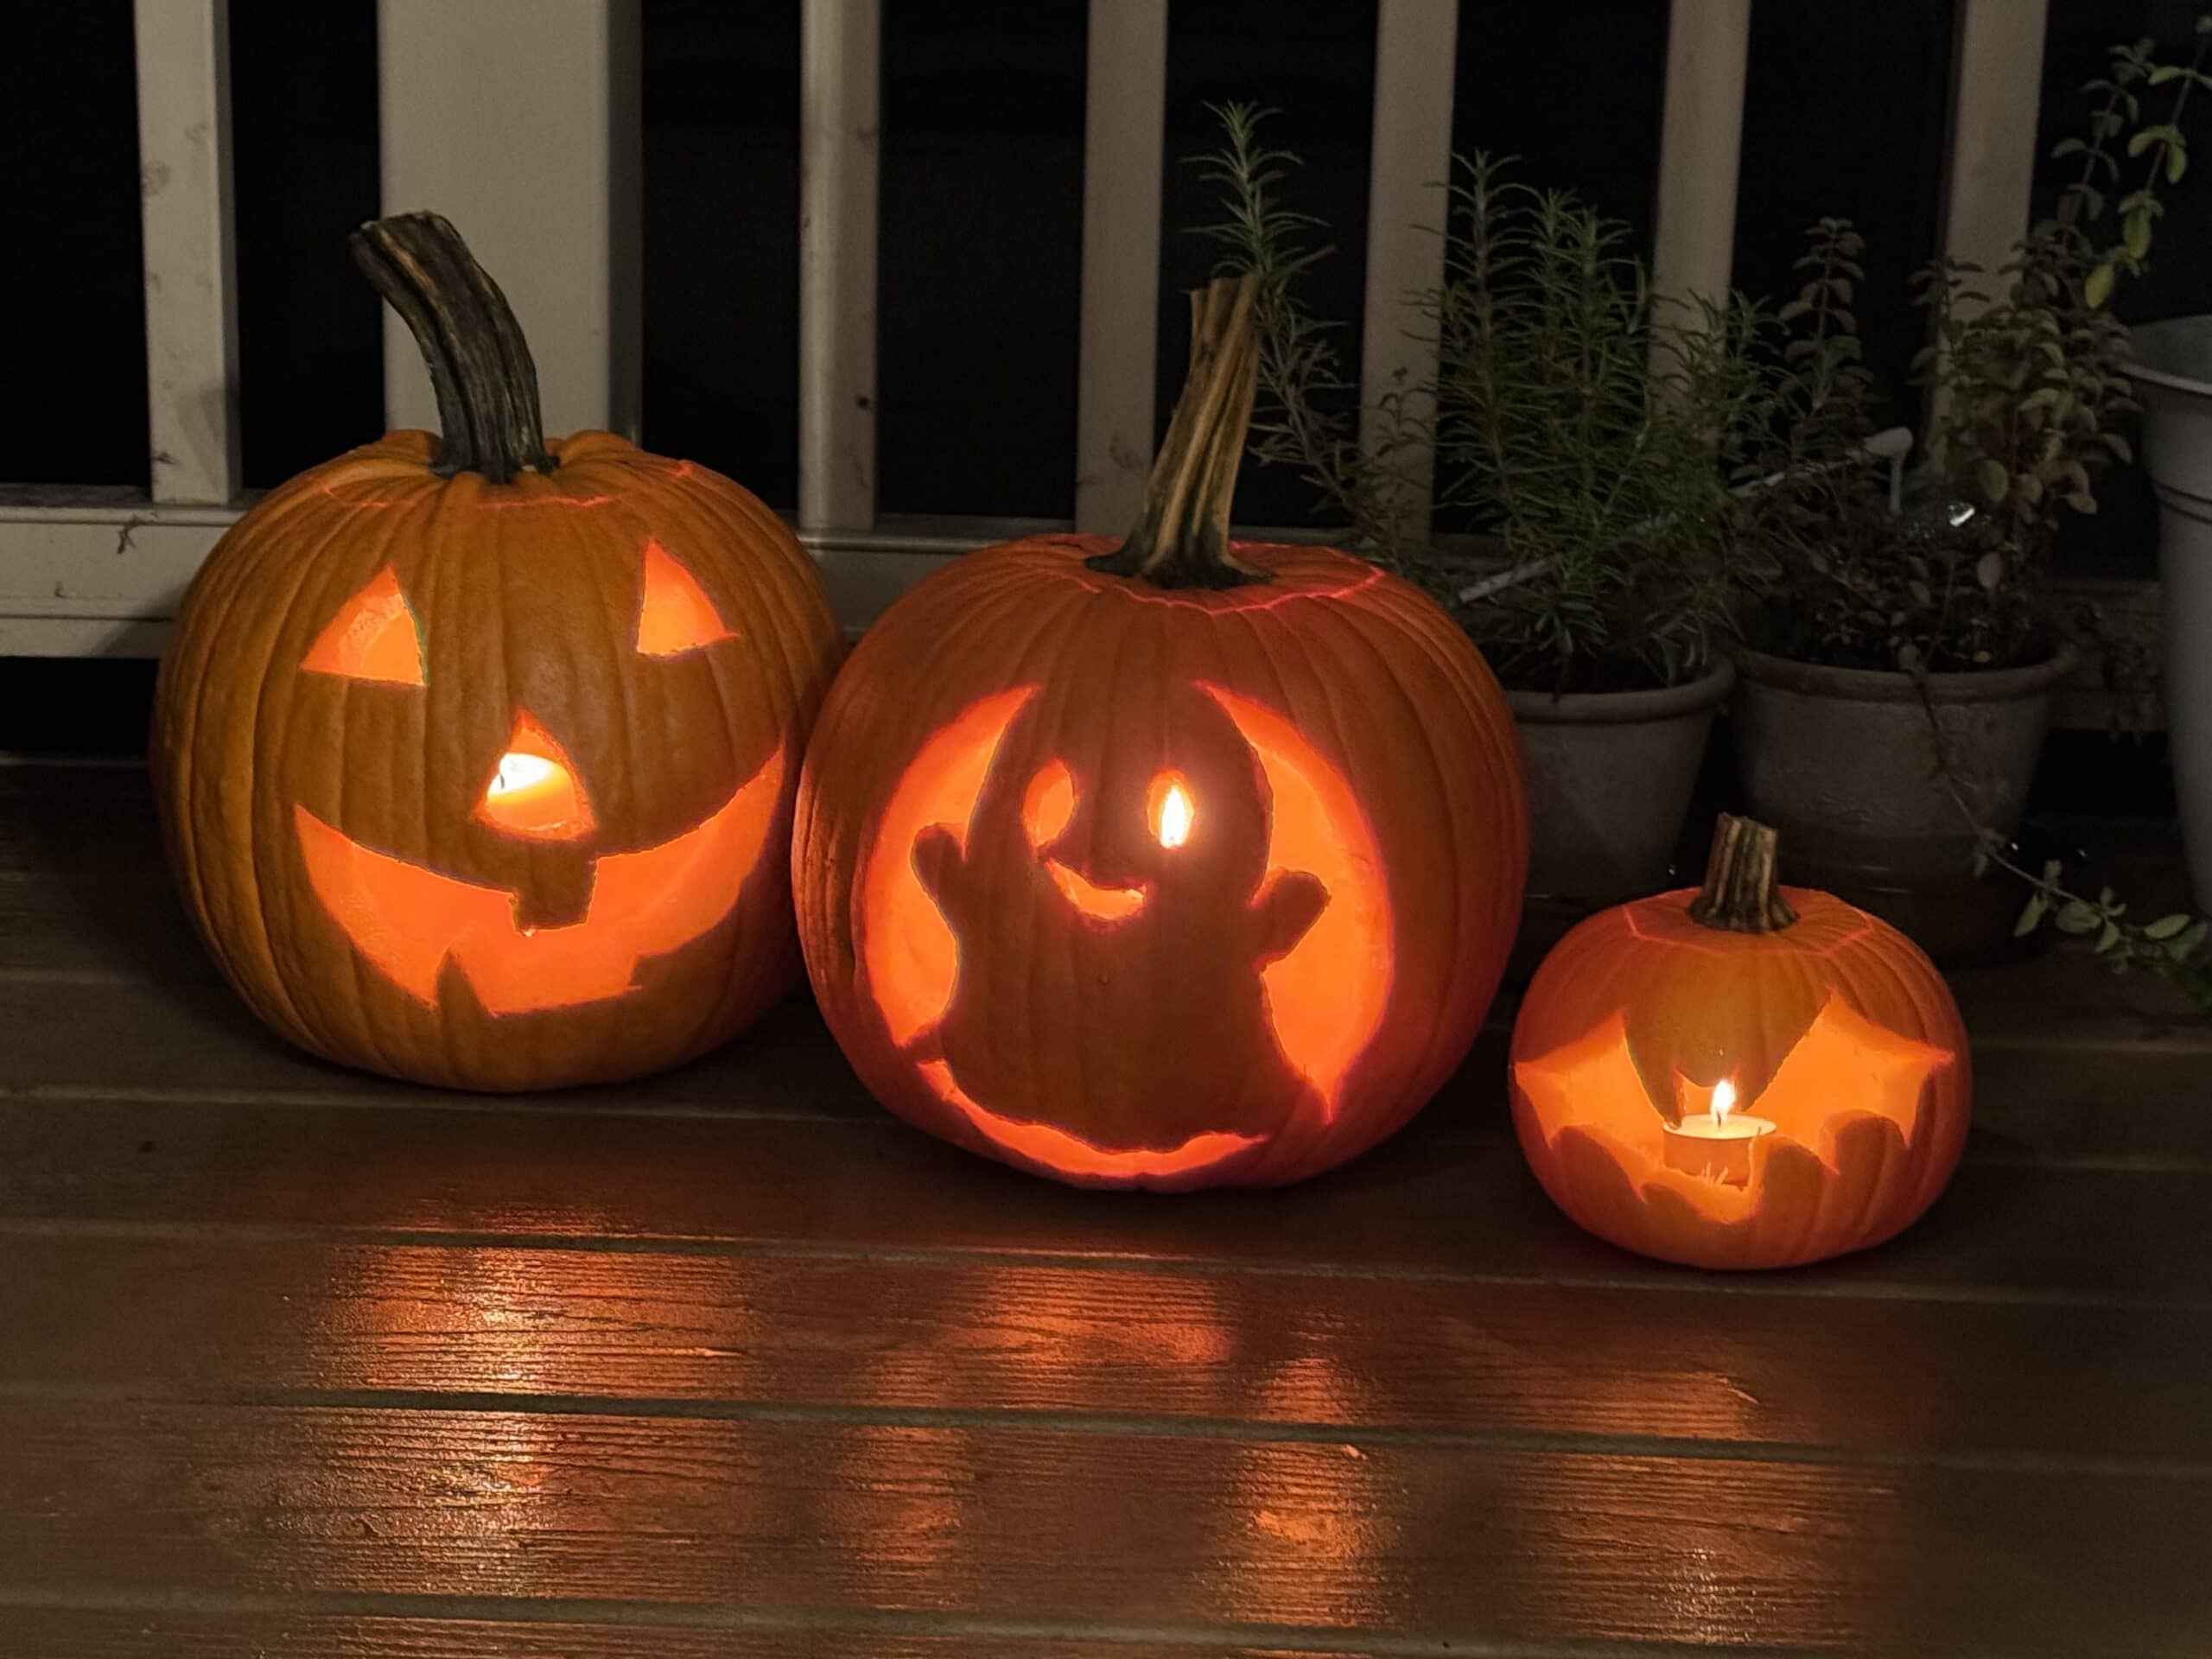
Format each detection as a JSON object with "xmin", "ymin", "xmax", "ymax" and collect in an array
[{"xmin": 1195, "ymin": 103, "xmax": 1774, "ymax": 694}]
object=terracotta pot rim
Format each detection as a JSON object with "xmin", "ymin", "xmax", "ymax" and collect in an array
[
  {"xmin": 1503, "ymin": 658, "xmax": 1737, "ymax": 725},
  {"xmin": 1730, "ymin": 641, "xmax": 2079, "ymax": 705}
]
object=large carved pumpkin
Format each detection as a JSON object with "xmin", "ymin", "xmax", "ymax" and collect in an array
[
  {"xmin": 1510, "ymin": 815, "xmax": 1972, "ymax": 1268},
  {"xmin": 152, "ymin": 214, "xmax": 841, "ymax": 1090},
  {"xmin": 794, "ymin": 277, "xmax": 1528, "ymax": 1189}
]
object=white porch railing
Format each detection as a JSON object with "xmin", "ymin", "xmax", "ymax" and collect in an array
[{"xmin": 0, "ymin": 0, "xmax": 2081, "ymax": 671}]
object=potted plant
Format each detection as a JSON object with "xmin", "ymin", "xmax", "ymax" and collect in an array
[
  {"xmin": 1738, "ymin": 28, "xmax": 2209, "ymax": 962},
  {"xmin": 1198, "ymin": 107, "xmax": 1772, "ymax": 911},
  {"xmin": 2125, "ymin": 21, "xmax": 2212, "ymax": 907}
]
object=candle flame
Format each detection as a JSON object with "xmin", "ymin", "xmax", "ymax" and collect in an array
[
  {"xmin": 1150, "ymin": 775, "xmax": 1194, "ymax": 849},
  {"xmin": 1710, "ymin": 1077, "xmax": 1737, "ymax": 1126},
  {"xmin": 487, "ymin": 753, "xmax": 561, "ymax": 798}
]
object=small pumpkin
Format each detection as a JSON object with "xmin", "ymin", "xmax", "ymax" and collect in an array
[
  {"xmin": 152, "ymin": 213, "xmax": 841, "ymax": 1090},
  {"xmin": 793, "ymin": 276, "xmax": 1528, "ymax": 1190},
  {"xmin": 1510, "ymin": 814, "xmax": 1971, "ymax": 1268}
]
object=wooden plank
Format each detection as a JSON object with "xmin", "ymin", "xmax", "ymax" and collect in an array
[
  {"xmin": 1, "ymin": 1397, "xmax": 2206, "ymax": 1654},
  {"xmin": 1072, "ymin": 0, "xmax": 1167, "ymax": 533},
  {"xmin": 1357, "ymin": 0, "xmax": 1458, "ymax": 543},
  {"xmin": 132, "ymin": 0, "xmax": 242, "ymax": 505},
  {"xmin": 1941, "ymin": 0, "xmax": 2050, "ymax": 310},
  {"xmin": 1649, "ymin": 0, "xmax": 1751, "ymax": 317},
  {"xmin": 3, "ymin": 1232, "xmax": 2206, "ymax": 1467},
  {"xmin": 376, "ymin": 0, "xmax": 643, "ymax": 438},
  {"xmin": 3, "ymin": 1088, "xmax": 2209, "ymax": 1305},
  {"xmin": 798, "ymin": 0, "xmax": 880, "ymax": 531},
  {"xmin": 0, "ymin": 972, "xmax": 882, "ymax": 1119},
  {"xmin": 5, "ymin": 1607, "xmax": 1348, "ymax": 1659}
]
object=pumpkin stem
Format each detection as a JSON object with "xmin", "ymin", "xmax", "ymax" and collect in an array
[
  {"xmin": 1688, "ymin": 813, "xmax": 1800, "ymax": 933},
  {"xmin": 349, "ymin": 213, "xmax": 553, "ymax": 485},
  {"xmin": 1087, "ymin": 275, "xmax": 1268, "ymax": 589}
]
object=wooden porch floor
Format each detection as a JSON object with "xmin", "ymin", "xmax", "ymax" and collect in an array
[{"xmin": 2, "ymin": 761, "xmax": 2208, "ymax": 1656}]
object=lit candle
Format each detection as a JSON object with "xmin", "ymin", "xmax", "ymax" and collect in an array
[{"xmin": 1662, "ymin": 1077, "xmax": 1773, "ymax": 1185}]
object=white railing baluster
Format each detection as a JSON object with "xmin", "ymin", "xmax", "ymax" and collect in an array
[
  {"xmin": 133, "ymin": 0, "xmax": 241, "ymax": 505},
  {"xmin": 1650, "ymin": 0, "xmax": 1751, "ymax": 319},
  {"xmin": 1074, "ymin": 0, "xmax": 1168, "ymax": 534},
  {"xmin": 1358, "ymin": 0, "xmax": 1460, "ymax": 545},
  {"xmin": 376, "ymin": 0, "xmax": 643, "ymax": 440},
  {"xmin": 799, "ymin": 0, "xmax": 880, "ymax": 533},
  {"xmin": 1942, "ymin": 0, "xmax": 2050, "ymax": 309}
]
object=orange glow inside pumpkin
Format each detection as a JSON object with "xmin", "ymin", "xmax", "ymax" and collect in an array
[
  {"xmin": 1197, "ymin": 684, "xmax": 1390, "ymax": 1116},
  {"xmin": 302, "ymin": 565, "xmax": 426, "ymax": 686},
  {"xmin": 635, "ymin": 537, "xmax": 737, "ymax": 657},
  {"xmin": 863, "ymin": 686, "xmax": 1039, "ymax": 1048},
  {"xmin": 918, "ymin": 1058, "xmax": 1262, "ymax": 1182},
  {"xmin": 861, "ymin": 683, "xmax": 1395, "ymax": 1153},
  {"xmin": 473, "ymin": 712, "xmax": 596, "ymax": 842},
  {"xmin": 1514, "ymin": 995, "xmax": 1953, "ymax": 1222},
  {"xmin": 296, "ymin": 743, "xmax": 784, "ymax": 1014}
]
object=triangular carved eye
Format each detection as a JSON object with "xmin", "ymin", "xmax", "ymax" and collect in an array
[
  {"xmin": 635, "ymin": 538, "xmax": 735, "ymax": 657},
  {"xmin": 303, "ymin": 565, "xmax": 426, "ymax": 685}
]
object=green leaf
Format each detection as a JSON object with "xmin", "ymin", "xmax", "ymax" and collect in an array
[
  {"xmin": 1976, "ymin": 551, "xmax": 2005, "ymax": 591},
  {"xmin": 2126, "ymin": 212, "xmax": 2154, "ymax": 261},
  {"xmin": 2015, "ymin": 895, "xmax": 2049, "ymax": 936},
  {"xmin": 2056, "ymin": 899, "xmax": 2102, "ymax": 934},
  {"xmin": 1978, "ymin": 459, "xmax": 2012, "ymax": 502},
  {"xmin": 2171, "ymin": 144, "xmax": 2190, "ymax": 185},
  {"xmin": 2086, "ymin": 262, "xmax": 2117, "ymax": 309},
  {"xmin": 2096, "ymin": 920, "xmax": 2125, "ymax": 954},
  {"xmin": 2171, "ymin": 920, "xmax": 2210, "ymax": 961},
  {"xmin": 2144, "ymin": 912, "xmax": 2195, "ymax": 941}
]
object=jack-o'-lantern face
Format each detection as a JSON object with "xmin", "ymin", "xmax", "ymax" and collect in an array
[
  {"xmin": 153, "ymin": 214, "xmax": 844, "ymax": 1095},
  {"xmin": 289, "ymin": 537, "xmax": 784, "ymax": 1020},
  {"xmin": 856, "ymin": 679, "xmax": 1394, "ymax": 1184}
]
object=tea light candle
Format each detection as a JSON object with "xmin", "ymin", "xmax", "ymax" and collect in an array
[{"xmin": 1662, "ymin": 1077, "xmax": 1772, "ymax": 1185}]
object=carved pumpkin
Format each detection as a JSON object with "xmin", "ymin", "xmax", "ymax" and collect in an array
[
  {"xmin": 151, "ymin": 214, "xmax": 841, "ymax": 1091},
  {"xmin": 794, "ymin": 277, "xmax": 1528, "ymax": 1190},
  {"xmin": 1510, "ymin": 815, "xmax": 1971, "ymax": 1268}
]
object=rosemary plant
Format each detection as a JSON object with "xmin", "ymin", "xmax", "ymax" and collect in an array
[{"xmin": 1195, "ymin": 104, "xmax": 1775, "ymax": 694}]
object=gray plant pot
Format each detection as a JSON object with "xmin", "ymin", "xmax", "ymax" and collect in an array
[
  {"xmin": 2127, "ymin": 317, "xmax": 2212, "ymax": 906},
  {"xmin": 1732, "ymin": 643, "xmax": 2077, "ymax": 895},
  {"xmin": 1504, "ymin": 659, "xmax": 1735, "ymax": 907}
]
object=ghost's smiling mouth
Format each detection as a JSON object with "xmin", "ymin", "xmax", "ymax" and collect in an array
[
  {"xmin": 295, "ymin": 744, "xmax": 784, "ymax": 1014},
  {"xmin": 1039, "ymin": 856, "xmax": 1147, "ymax": 922}
]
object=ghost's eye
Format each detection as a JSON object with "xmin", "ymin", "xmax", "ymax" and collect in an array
[
  {"xmin": 303, "ymin": 565, "xmax": 426, "ymax": 685},
  {"xmin": 635, "ymin": 537, "xmax": 736, "ymax": 657}
]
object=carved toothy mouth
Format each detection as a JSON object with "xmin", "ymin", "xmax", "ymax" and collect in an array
[{"xmin": 294, "ymin": 744, "xmax": 784, "ymax": 1014}]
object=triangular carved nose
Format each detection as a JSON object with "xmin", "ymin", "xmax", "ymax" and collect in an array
[{"xmin": 473, "ymin": 710, "xmax": 595, "ymax": 842}]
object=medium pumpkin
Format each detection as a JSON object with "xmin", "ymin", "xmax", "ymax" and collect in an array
[
  {"xmin": 1510, "ymin": 814, "xmax": 1972, "ymax": 1268},
  {"xmin": 152, "ymin": 213, "xmax": 841, "ymax": 1091},
  {"xmin": 794, "ymin": 277, "xmax": 1528, "ymax": 1190}
]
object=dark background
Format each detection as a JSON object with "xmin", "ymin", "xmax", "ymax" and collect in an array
[{"xmin": 1, "ymin": 0, "xmax": 2205, "ymax": 779}]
